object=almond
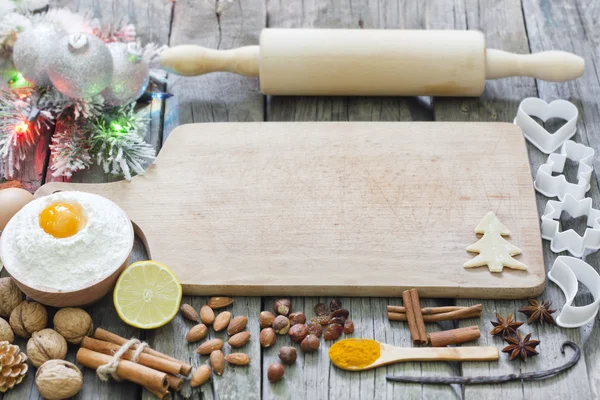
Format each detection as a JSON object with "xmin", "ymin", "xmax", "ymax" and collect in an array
[
  {"xmin": 228, "ymin": 331, "xmax": 251, "ymax": 348},
  {"xmin": 227, "ymin": 316, "xmax": 248, "ymax": 335},
  {"xmin": 210, "ymin": 350, "xmax": 225, "ymax": 375},
  {"xmin": 208, "ymin": 297, "xmax": 234, "ymax": 309},
  {"xmin": 200, "ymin": 305, "xmax": 215, "ymax": 325},
  {"xmin": 225, "ymin": 353, "xmax": 250, "ymax": 366},
  {"xmin": 213, "ymin": 311, "xmax": 232, "ymax": 332},
  {"xmin": 180, "ymin": 304, "xmax": 199, "ymax": 322},
  {"xmin": 186, "ymin": 324, "xmax": 208, "ymax": 343},
  {"xmin": 191, "ymin": 365, "xmax": 211, "ymax": 387},
  {"xmin": 196, "ymin": 338, "xmax": 224, "ymax": 355}
]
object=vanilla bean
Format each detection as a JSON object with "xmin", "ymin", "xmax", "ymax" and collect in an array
[{"xmin": 387, "ymin": 341, "xmax": 579, "ymax": 385}]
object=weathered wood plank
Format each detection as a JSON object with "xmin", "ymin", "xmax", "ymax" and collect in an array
[
  {"xmin": 427, "ymin": 0, "xmax": 593, "ymax": 398},
  {"xmin": 522, "ymin": 0, "xmax": 600, "ymax": 398},
  {"xmin": 143, "ymin": 0, "xmax": 265, "ymax": 399},
  {"xmin": 264, "ymin": 2, "xmax": 456, "ymax": 399}
]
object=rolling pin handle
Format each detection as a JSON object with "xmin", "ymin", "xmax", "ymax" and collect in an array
[
  {"xmin": 485, "ymin": 48, "xmax": 584, "ymax": 82},
  {"xmin": 160, "ymin": 45, "xmax": 260, "ymax": 77}
]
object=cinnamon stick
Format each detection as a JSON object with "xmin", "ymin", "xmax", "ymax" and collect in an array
[
  {"xmin": 402, "ymin": 289, "xmax": 428, "ymax": 345},
  {"xmin": 387, "ymin": 305, "xmax": 479, "ymax": 314},
  {"xmin": 147, "ymin": 387, "xmax": 171, "ymax": 400},
  {"xmin": 94, "ymin": 328, "xmax": 193, "ymax": 377},
  {"xmin": 81, "ymin": 337, "xmax": 182, "ymax": 376},
  {"xmin": 166, "ymin": 374, "xmax": 184, "ymax": 392},
  {"xmin": 388, "ymin": 311, "xmax": 481, "ymax": 322},
  {"xmin": 427, "ymin": 326, "xmax": 480, "ymax": 347},
  {"xmin": 76, "ymin": 347, "xmax": 168, "ymax": 394},
  {"xmin": 387, "ymin": 304, "xmax": 483, "ymax": 322}
]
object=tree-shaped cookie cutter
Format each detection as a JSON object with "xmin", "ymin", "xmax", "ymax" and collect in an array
[
  {"xmin": 548, "ymin": 256, "xmax": 600, "ymax": 328},
  {"xmin": 541, "ymin": 194, "xmax": 600, "ymax": 257},
  {"xmin": 513, "ymin": 97, "xmax": 578, "ymax": 154},
  {"xmin": 534, "ymin": 140, "xmax": 594, "ymax": 200}
]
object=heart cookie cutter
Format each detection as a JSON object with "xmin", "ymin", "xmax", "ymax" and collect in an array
[
  {"xmin": 534, "ymin": 140, "xmax": 594, "ymax": 200},
  {"xmin": 514, "ymin": 98, "xmax": 578, "ymax": 154},
  {"xmin": 541, "ymin": 194, "xmax": 600, "ymax": 257},
  {"xmin": 548, "ymin": 256, "xmax": 600, "ymax": 328}
]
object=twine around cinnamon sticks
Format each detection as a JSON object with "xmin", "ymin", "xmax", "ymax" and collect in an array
[{"xmin": 393, "ymin": 289, "xmax": 483, "ymax": 346}]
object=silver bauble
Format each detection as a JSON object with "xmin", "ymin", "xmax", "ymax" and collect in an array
[
  {"xmin": 101, "ymin": 42, "xmax": 149, "ymax": 106},
  {"xmin": 12, "ymin": 23, "xmax": 65, "ymax": 87},
  {"xmin": 47, "ymin": 33, "xmax": 113, "ymax": 99}
]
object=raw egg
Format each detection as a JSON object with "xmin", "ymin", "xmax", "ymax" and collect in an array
[
  {"xmin": 0, "ymin": 188, "xmax": 34, "ymax": 231},
  {"xmin": 39, "ymin": 202, "xmax": 87, "ymax": 238}
]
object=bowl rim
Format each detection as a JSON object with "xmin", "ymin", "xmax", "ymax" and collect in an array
[{"xmin": 0, "ymin": 193, "xmax": 135, "ymax": 294}]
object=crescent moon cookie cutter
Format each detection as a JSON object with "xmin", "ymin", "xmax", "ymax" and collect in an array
[
  {"xmin": 513, "ymin": 97, "xmax": 578, "ymax": 154},
  {"xmin": 541, "ymin": 194, "xmax": 600, "ymax": 257},
  {"xmin": 548, "ymin": 256, "xmax": 600, "ymax": 328},
  {"xmin": 534, "ymin": 140, "xmax": 595, "ymax": 201}
]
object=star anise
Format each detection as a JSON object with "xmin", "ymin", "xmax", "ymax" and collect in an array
[
  {"xmin": 519, "ymin": 299, "xmax": 557, "ymax": 325},
  {"xmin": 490, "ymin": 312, "xmax": 523, "ymax": 337},
  {"xmin": 502, "ymin": 331, "xmax": 540, "ymax": 361}
]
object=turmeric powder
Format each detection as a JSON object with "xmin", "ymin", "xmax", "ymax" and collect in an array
[{"xmin": 328, "ymin": 338, "xmax": 381, "ymax": 370}]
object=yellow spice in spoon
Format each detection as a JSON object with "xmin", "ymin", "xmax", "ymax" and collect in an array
[{"xmin": 329, "ymin": 338, "xmax": 381, "ymax": 369}]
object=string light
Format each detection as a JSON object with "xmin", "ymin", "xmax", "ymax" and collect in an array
[{"xmin": 14, "ymin": 121, "xmax": 29, "ymax": 137}]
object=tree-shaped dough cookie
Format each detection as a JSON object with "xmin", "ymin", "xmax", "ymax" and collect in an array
[{"xmin": 463, "ymin": 211, "xmax": 528, "ymax": 273}]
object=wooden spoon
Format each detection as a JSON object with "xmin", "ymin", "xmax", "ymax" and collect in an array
[{"xmin": 330, "ymin": 339, "xmax": 499, "ymax": 371}]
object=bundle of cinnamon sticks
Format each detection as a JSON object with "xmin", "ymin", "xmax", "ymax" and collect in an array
[
  {"xmin": 76, "ymin": 328, "xmax": 192, "ymax": 400},
  {"xmin": 392, "ymin": 289, "xmax": 483, "ymax": 347}
]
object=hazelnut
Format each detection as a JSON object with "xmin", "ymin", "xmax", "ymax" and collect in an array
[
  {"xmin": 259, "ymin": 311, "xmax": 275, "ymax": 329},
  {"xmin": 278, "ymin": 346, "xmax": 297, "ymax": 365},
  {"xmin": 53, "ymin": 308, "xmax": 93, "ymax": 345},
  {"xmin": 0, "ymin": 277, "xmax": 24, "ymax": 318},
  {"xmin": 27, "ymin": 328, "xmax": 68, "ymax": 368},
  {"xmin": 288, "ymin": 312, "xmax": 306, "ymax": 326},
  {"xmin": 0, "ymin": 317, "xmax": 14, "ymax": 343},
  {"xmin": 288, "ymin": 324, "xmax": 308, "ymax": 343},
  {"xmin": 9, "ymin": 300, "xmax": 47, "ymax": 338},
  {"xmin": 260, "ymin": 327, "xmax": 277, "ymax": 348},
  {"xmin": 35, "ymin": 360, "xmax": 83, "ymax": 400},
  {"xmin": 306, "ymin": 322, "xmax": 323, "ymax": 338},
  {"xmin": 268, "ymin": 363, "xmax": 285, "ymax": 383},
  {"xmin": 272, "ymin": 315, "xmax": 290, "ymax": 335},
  {"xmin": 300, "ymin": 334, "xmax": 320, "ymax": 352},
  {"xmin": 344, "ymin": 319, "xmax": 355, "ymax": 334},
  {"xmin": 273, "ymin": 298, "xmax": 291, "ymax": 316}
]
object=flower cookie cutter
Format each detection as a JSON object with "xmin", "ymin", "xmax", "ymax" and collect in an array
[
  {"xmin": 541, "ymin": 194, "xmax": 600, "ymax": 257},
  {"xmin": 514, "ymin": 98, "xmax": 578, "ymax": 154},
  {"xmin": 548, "ymin": 256, "xmax": 600, "ymax": 328},
  {"xmin": 534, "ymin": 140, "xmax": 595, "ymax": 200}
]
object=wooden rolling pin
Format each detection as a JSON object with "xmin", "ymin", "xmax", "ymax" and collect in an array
[{"xmin": 160, "ymin": 29, "xmax": 584, "ymax": 96}]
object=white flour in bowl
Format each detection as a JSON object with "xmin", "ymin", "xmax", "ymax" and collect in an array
[{"xmin": 1, "ymin": 191, "xmax": 133, "ymax": 292}]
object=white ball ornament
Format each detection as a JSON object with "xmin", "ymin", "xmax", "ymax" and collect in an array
[
  {"xmin": 101, "ymin": 42, "xmax": 149, "ymax": 106},
  {"xmin": 12, "ymin": 23, "xmax": 65, "ymax": 87},
  {"xmin": 47, "ymin": 33, "xmax": 113, "ymax": 99}
]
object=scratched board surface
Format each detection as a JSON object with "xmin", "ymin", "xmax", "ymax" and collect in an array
[{"xmin": 36, "ymin": 122, "xmax": 544, "ymax": 298}]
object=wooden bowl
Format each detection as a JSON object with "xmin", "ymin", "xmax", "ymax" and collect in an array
[{"xmin": 0, "ymin": 205, "xmax": 135, "ymax": 308}]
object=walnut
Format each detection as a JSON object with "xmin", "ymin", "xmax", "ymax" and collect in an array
[
  {"xmin": 0, "ymin": 317, "xmax": 14, "ymax": 343},
  {"xmin": 0, "ymin": 277, "xmax": 24, "ymax": 318},
  {"xmin": 53, "ymin": 308, "xmax": 93, "ymax": 344},
  {"xmin": 9, "ymin": 300, "xmax": 48, "ymax": 339},
  {"xmin": 35, "ymin": 360, "xmax": 83, "ymax": 400},
  {"xmin": 27, "ymin": 329, "xmax": 68, "ymax": 368}
]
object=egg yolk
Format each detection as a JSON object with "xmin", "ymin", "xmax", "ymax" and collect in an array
[{"xmin": 39, "ymin": 203, "xmax": 87, "ymax": 238}]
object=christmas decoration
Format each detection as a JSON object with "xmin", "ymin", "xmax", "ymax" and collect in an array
[
  {"xmin": 0, "ymin": 4, "xmax": 165, "ymax": 180},
  {"xmin": 48, "ymin": 33, "xmax": 113, "ymax": 99},
  {"xmin": 463, "ymin": 211, "xmax": 528, "ymax": 273},
  {"xmin": 0, "ymin": 341, "xmax": 28, "ymax": 393},
  {"xmin": 102, "ymin": 42, "xmax": 149, "ymax": 106},
  {"xmin": 13, "ymin": 22, "xmax": 65, "ymax": 86}
]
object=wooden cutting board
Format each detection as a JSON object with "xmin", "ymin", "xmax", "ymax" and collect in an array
[{"xmin": 36, "ymin": 122, "xmax": 545, "ymax": 299}]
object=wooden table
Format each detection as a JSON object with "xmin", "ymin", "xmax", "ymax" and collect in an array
[{"xmin": 2, "ymin": 0, "xmax": 599, "ymax": 399}]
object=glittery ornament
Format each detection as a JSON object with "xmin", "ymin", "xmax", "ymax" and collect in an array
[
  {"xmin": 101, "ymin": 42, "xmax": 149, "ymax": 106},
  {"xmin": 47, "ymin": 33, "xmax": 113, "ymax": 99},
  {"xmin": 12, "ymin": 23, "xmax": 65, "ymax": 87}
]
